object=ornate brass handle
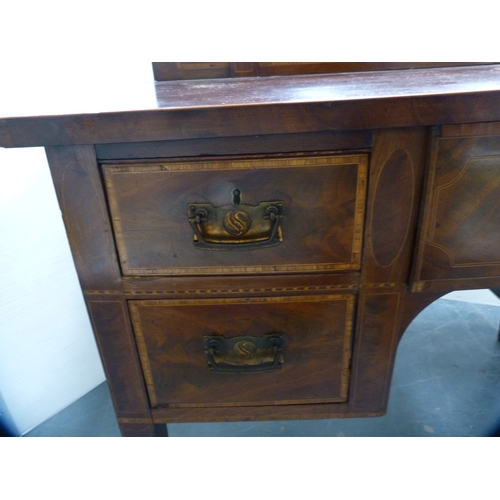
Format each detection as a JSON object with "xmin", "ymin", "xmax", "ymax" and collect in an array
[
  {"xmin": 188, "ymin": 189, "xmax": 283, "ymax": 251},
  {"xmin": 203, "ymin": 333, "xmax": 285, "ymax": 373}
]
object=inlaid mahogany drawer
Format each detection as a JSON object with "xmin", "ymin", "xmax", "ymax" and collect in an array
[
  {"xmin": 129, "ymin": 295, "xmax": 355, "ymax": 408},
  {"xmin": 413, "ymin": 126, "xmax": 500, "ymax": 291},
  {"xmin": 103, "ymin": 154, "xmax": 367, "ymax": 276}
]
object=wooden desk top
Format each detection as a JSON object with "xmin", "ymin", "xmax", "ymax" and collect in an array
[{"xmin": 1, "ymin": 64, "xmax": 500, "ymax": 148}]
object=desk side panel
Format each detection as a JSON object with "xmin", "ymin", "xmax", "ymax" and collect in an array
[{"xmin": 45, "ymin": 145, "xmax": 122, "ymax": 291}]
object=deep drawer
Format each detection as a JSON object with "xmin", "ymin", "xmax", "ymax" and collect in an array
[
  {"xmin": 129, "ymin": 295, "xmax": 355, "ymax": 408},
  {"xmin": 103, "ymin": 154, "xmax": 367, "ymax": 276}
]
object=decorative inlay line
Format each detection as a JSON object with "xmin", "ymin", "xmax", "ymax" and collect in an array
[
  {"xmin": 414, "ymin": 275, "xmax": 500, "ymax": 292},
  {"xmin": 85, "ymin": 285, "xmax": 359, "ymax": 296},
  {"xmin": 111, "ymin": 284, "xmax": 358, "ymax": 296},
  {"xmin": 369, "ymin": 148, "xmax": 414, "ymax": 268},
  {"xmin": 428, "ymin": 156, "xmax": 473, "ymax": 242},
  {"xmin": 103, "ymin": 154, "xmax": 367, "ymax": 276},
  {"xmin": 364, "ymin": 283, "xmax": 399, "ymax": 288},
  {"xmin": 105, "ymin": 155, "xmax": 368, "ymax": 173},
  {"xmin": 131, "ymin": 294, "xmax": 355, "ymax": 307},
  {"xmin": 428, "ymin": 154, "xmax": 500, "ymax": 267},
  {"xmin": 128, "ymin": 304, "xmax": 158, "ymax": 407},
  {"xmin": 121, "ymin": 263, "xmax": 361, "ymax": 276},
  {"xmin": 130, "ymin": 294, "xmax": 355, "ymax": 407}
]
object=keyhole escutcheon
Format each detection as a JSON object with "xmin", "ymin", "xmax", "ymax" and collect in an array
[{"xmin": 231, "ymin": 188, "xmax": 241, "ymax": 206}]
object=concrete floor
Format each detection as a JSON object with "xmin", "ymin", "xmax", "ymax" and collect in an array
[{"xmin": 24, "ymin": 297, "xmax": 500, "ymax": 437}]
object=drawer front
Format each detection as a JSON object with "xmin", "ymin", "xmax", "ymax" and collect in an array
[
  {"xmin": 413, "ymin": 130, "xmax": 500, "ymax": 290},
  {"xmin": 129, "ymin": 295, "xmax": 354, "ymax": 408},
  {"xmin": 103, "ymin": 154, "xmax": 367, "ymax": 275}
]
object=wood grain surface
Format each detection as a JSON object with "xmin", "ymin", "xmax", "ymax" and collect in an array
[
  {"xmin": 129, "ymin": 295, "xmax": 354, "ymax": 408},
  {"xmin": 2, "ymin": 65, "xmax": 500, "ymax": 147},
  {"xmin": 413, "ymin": 128, "xmax": 500, "ymax": 291},
  {"xmin": 103, "ymin": 154, "xmax": 367, "ymax": 275}
]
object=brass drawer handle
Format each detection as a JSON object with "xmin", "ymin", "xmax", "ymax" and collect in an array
[
  {"xmin": 188, "ymin": 189, "xmax": 283, "ymax": 251},
  {"xmin": 203, "ymin": 333, "xmax": 285, "ymax": 373}
]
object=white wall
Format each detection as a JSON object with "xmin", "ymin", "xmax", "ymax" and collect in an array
[
  {"xmin": 0, "ymin": 62, "xmax": 154, "ymax": 435},
  {"xmin": 0, "ymin": 147, "xmax": 105, "ymax": 435}
]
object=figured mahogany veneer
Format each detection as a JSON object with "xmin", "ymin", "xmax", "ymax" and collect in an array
[
  {"xmin": 130, "ymin": 295, "xmax": 354, "ymax": 408},
  {"xmin": 102, "ymin": 154, "xmax": 367, "ymax": 276},
  {"xmin": 413, "ymin": 132, "xmax": 500, "ymax": 290},
  {"xmin": 2, "ymin": 64, "xmax": 500, "ymax": 436}
]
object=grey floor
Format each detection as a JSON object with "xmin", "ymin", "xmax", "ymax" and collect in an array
[{"xmin": 24, "ymin": 298, "xmax": 500, "ymax": 437}]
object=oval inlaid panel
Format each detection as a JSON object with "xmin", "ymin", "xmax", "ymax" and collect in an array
[{"xmin": 371, "ymin": 149, "xmax": 414, "ymax": 268}]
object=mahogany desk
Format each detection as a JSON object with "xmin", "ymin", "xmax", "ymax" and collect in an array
[{"xmin": 2, "ymin": 64, "xmax": 500, "ymax": 436}]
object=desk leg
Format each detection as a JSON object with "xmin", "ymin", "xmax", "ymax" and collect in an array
[
  {"xmin": 118, "ymin": 422, "xmax": 168, "ymax": 437},
  {"xmin": 46, "ymin": 145, "xmax": 166, "ymax": 436},
  {"xmin": 348, "ymin": 289, "xmax": 443, "ymax": 415},
  {"xmin": 87, "ymin": 299, "xmax": 160, "ymax": 437}
]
